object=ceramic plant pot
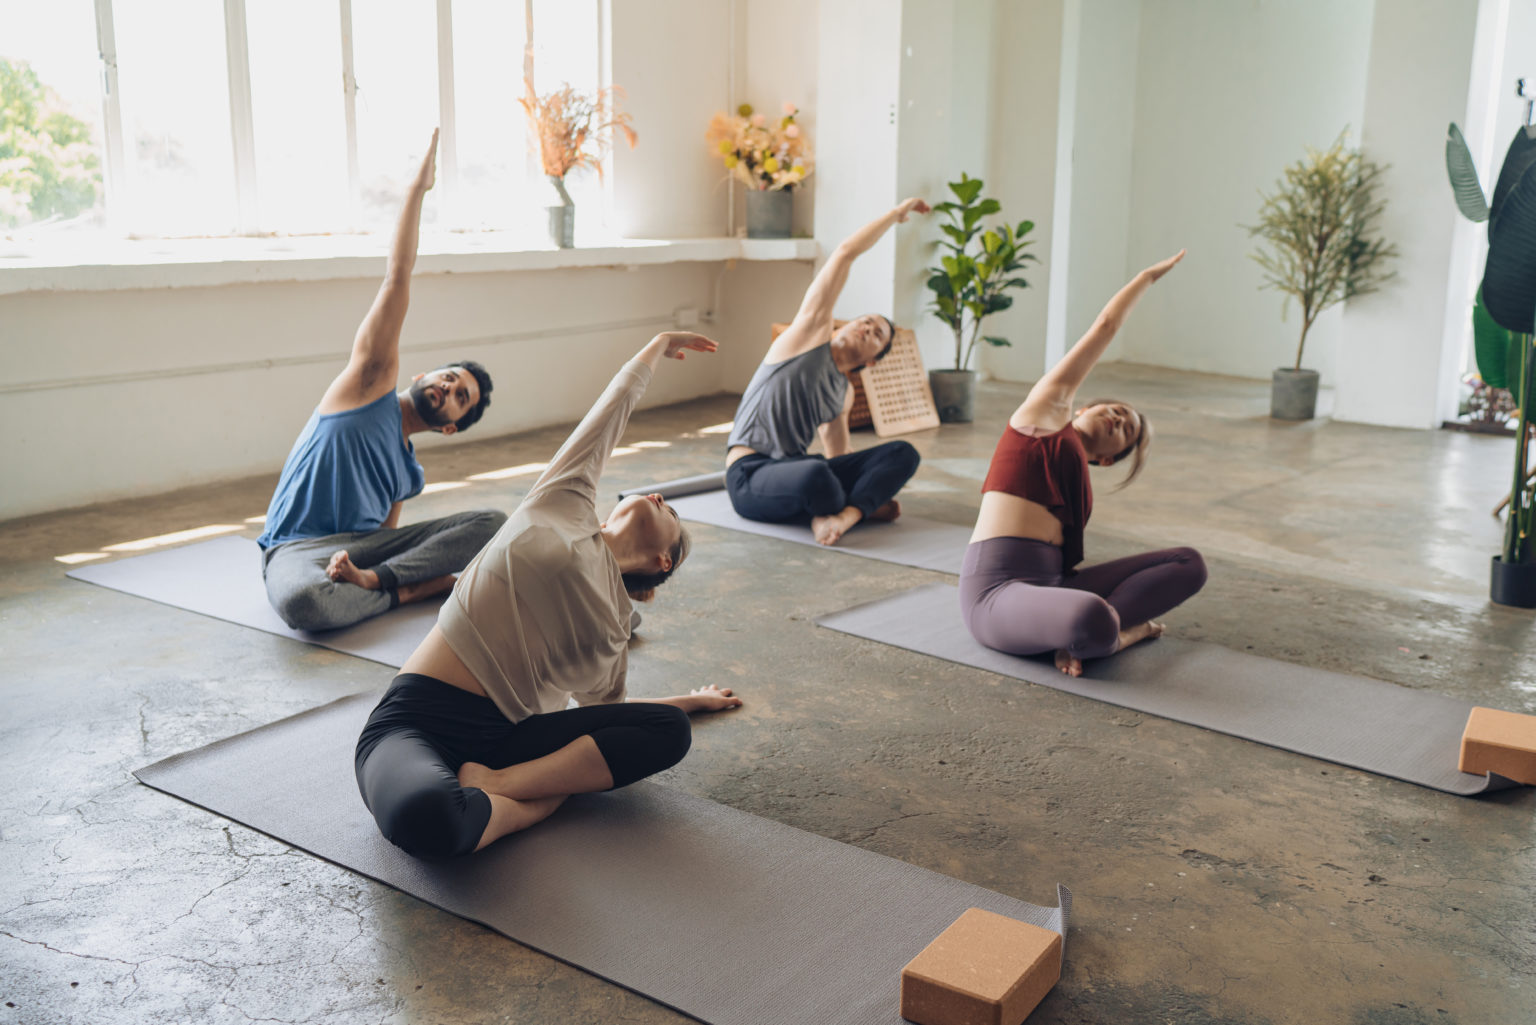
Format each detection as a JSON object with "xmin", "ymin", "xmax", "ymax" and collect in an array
[
  {"xmin": 1271, "ymin": 367, "xmax": 1320, "ymax": 420},
  {"xmin": 929, "ymin": 369, "xmax": 977, "ymax": 423}
]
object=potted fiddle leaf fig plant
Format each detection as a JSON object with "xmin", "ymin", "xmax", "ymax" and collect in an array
[
  {"xmin": 925, "ymin": 173, "xmax": 1037, "ymax": 422},
  {"xmin": 1446, "ymin": 120, "xmax": 1536, "ymax": 608},
  {"xmin": 1246, "ymin": 131, "xmax": 1397, "ymax": 420}
]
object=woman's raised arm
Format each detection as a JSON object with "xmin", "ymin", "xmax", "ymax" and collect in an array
[{"xmin": 1016, "ymin": 250, "xmax": 1185, "ymax": 426}]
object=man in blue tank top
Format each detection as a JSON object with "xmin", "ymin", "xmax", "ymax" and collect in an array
[
  {"xmin": 725, "ymin": 197, "xmax": 930, "ymax": 545},
  {"xmin": 257, "ymin": 131, "xmax": 505, "ymax": 632}
]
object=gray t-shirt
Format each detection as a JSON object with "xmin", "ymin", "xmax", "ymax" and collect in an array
[
  {"xmin": 727, "ymin": 345, "xmax": 848, "ymax": 459},
  {"xmin": 436, "ymin": 360, "xmax": 651, "ymax": 724}
]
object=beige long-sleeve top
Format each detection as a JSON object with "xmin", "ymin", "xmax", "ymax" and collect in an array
[{"xmin": 436, "ymin": 360, "xmax": 651, "ymax": 723}]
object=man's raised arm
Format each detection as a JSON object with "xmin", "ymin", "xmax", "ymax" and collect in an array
[{"xmin": 319, "ymin": 129, "xmax": 439, "ymax": 415}]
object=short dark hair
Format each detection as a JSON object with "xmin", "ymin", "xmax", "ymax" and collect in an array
[
  {"xmin": 438, "ymin": 360, "xmax": 492, "ymax": 432},
  {"xmin": 873, "ymin": 315, "xmax": 896, "ymax": 363}
]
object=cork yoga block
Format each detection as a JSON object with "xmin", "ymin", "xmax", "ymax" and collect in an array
[
  {"xmin": 1459, "ymin": 706, "xmax": 1536, "ymax": 785},
  {"xmin": 900, "ymin": 908, "xmax": 1063, "ymax": 1025}
]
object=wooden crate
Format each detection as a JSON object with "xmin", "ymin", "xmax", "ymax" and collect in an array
[{"xmin": 768, "ymin": 321, "xmax": 939, "ymax": 436}]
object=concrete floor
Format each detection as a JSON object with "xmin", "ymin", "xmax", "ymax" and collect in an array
[{"xmin": 2, "ymin": 363, "xmax": 1533, "ymax": 1025}]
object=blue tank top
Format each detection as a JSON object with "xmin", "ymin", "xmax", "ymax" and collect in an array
[
  {"xmin": 257, "ymin": 391, "xmax": 425, "ymax": 548},
  {"xmin": 727, "ymin": 345, "xmax": 848, "ymax": 459}
]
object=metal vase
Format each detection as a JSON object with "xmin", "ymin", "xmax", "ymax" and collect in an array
[
  {"xmin": 1270, "ymin": 367, "xmax": 1320, "ymax": 420},
  {"xmin": 929, "ymin": 369, "xmax": 977, "ymax": 423},
  {"xmin": 745, "ymin": 188, "xmax": 792, "ymax": 239},
  {"xmin": 545, "ymin": 175, "xmax": 575, "ymax": 249}
]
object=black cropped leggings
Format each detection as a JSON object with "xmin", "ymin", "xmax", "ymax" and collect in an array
[
  {"xmin": 960, "ymin": 537, "xmax": 1208, "ymax": 660},
  {"xmin": 355, "ymin": 673, "xmax": 692, "ymax": 859}
]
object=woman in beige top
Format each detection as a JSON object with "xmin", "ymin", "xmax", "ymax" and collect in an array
[{"xmin": 355, "ymin": 331, "xmax": 743, "ymax": 858}]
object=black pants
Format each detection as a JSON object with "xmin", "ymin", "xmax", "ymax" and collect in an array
[
  {"xmin": 355, "ymin": 673, "xmax": 692, "ymax": 859},
  {"xmin": 725, "ymin": 440, "xmax": 921, "ymax": 523}
]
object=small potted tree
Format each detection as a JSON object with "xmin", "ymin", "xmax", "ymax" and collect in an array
[
  {"xmin": 925, "ymin": 174, "xmax": 1037, "ymax": 422},
  {"xmin": 1445, "ymin": 120, "xmax": 1536, "ymax": 607},
  {"xmin": 1246, "ymin": 132, "xmax": 1397, "ymax": 419}
]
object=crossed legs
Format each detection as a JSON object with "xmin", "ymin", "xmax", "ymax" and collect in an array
[
  {"xmin": 960, "ymin": 537, "xmax": 1208, "ymax": 675},
  {"xmin": 263, "ymin": 509, "xmax": 505, "ymax": 631},
  {"xmin": 725, "ymin": 441, "xmax": 921, "ymax": 545},
  {"xmin": 356, "ymin": 675, "xmax": 692, "ymax": 858}
]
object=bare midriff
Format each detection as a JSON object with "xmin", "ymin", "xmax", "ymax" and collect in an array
[
  {"xmin": 399, "ymin": 625, "xmax": 488, "ymax": 696},
  {"xmin": 726, "ymin": 445, "xmax": 757, "ymax": 468},
  {"xmin": 969, "ymin": 490, "xmax": 1066, "ymax": 546}
]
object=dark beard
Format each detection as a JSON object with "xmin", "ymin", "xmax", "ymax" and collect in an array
[{"xmin": 409, "ymin": 378, "xmax": 454, "ymax": 428}]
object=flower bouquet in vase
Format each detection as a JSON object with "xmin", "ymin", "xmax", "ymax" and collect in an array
[{"xmin": 706, "ymin": 102, "xmax": 813, "ymax": 238}]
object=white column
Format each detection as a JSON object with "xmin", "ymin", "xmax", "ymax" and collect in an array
[{"xmin": 1336, "ymin": 0, "xmax": 1481, "ymax": 428}]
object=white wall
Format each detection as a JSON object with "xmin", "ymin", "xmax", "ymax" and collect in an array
[
  {"xmin": 980, "ymin": 0, "xmax": 1067, "ymax": 382},
  {"xmin": 1063, "ymin": 0, "xmax": 1141, "ymax": 362},
  {"xmin": 1335, "ymin": 0, "xmax": 1481, "ymax": 428},
  {"xmin": 1118, "ymin": 0, "xmax": 1375, "ymax": 382},
  {"xmin": 893, "ymin": 0, "xmax": 998, "ymax": 371},
  {"xmin": 741, "ymin": 0, "xmax": 821, "ymax": 239},
  {"xmin": 609, "ymin": 0, "xmax": 732, "ymax": 239},
  {"xmin": 0, "ymin": 263, "xmax": 731, "ymax": 520},
  {"xmin": 812, "ymin": 0, "xmax": 903, "ymax": 318}
]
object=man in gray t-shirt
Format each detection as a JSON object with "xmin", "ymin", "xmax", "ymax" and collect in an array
[{"xmin": 725, "ymin": 198, "xmax": 929, "ymax": 546}]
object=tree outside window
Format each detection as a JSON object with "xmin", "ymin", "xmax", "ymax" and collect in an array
[{"xmin": 0, "ymin": 58, "xmax": 102, "ymax": 229}]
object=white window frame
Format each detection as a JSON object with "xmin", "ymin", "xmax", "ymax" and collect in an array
[{"xmin": 85, "ymin": 0, "xmax": 603, "ymax": 240}]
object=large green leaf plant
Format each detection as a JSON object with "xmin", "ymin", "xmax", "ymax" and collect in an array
[
  {"xmin": 925, "ymin": 174, "xmax": 1037, "ymax": 372},
  {"xmin": 1446, "ymin": 121, "xmax": 1536, "ymax": 568}
]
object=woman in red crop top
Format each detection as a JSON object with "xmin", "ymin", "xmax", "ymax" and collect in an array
[{"xmin": 961, "ymin": 251, "xmax": 1207, "ymax": 677}]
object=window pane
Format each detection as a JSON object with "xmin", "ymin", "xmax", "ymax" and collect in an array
[
  {"xmin": 247, "ymin": 0, "xmax": 348, "ymax": 234},
  {"xmin": 449, "ymin": 0, "xmax": 528, "ymax": 231},
  {"xmin": 0, "ymin": 0, "xmax": 106, "ymax": 233},
  {"xmin": 113, "ymin": 0, "xmax": 236, "ymax": 235},
  {"xmin": 352, "ymin": 1, "xmax": 438, "ymax": 231},
  {"xmin": 530, "ymin": 0, "xmax": 605, "ymax": 237}
]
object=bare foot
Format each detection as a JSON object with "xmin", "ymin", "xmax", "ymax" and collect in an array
[
  {"xmin": 326, "ymin": 550, "xmax": 380, "ymax": 589},
  {"xmin": 1116, "ymin": 620, "xmax": 1166, "ymax": 653},
  {"xmin": 867, "ymin": 499, "xmax": 902, "ymax": 523},
  {"xmin": 1054, "ymin": 650, "xmax": 1083, "ymax": 677},
  {"xmin": 811, "ymin": 507, "xmax": 862, "ymax": 546}
]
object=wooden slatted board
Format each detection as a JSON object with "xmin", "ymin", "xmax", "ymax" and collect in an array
[{"xmin": 768, "ymin": 322, "xmax": 939, "ymax": 436}]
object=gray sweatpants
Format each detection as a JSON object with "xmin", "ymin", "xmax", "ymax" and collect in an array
[{"xmin": 261, "ymin": 509, "xmax": 506, "ymax": 632}]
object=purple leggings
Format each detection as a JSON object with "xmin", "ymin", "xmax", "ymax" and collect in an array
[{"xmin": 960, "ymin": 537, "xmax": 1207, "ymax": 660}]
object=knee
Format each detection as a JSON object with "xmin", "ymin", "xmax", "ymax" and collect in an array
[
  {"xmin": 272, "ymin": 587, "xmax": 338, "ymax": 632},
  {"xmin": 468, "ymin": 508, "xmax": 508, "ymax": 538},
  {"xmin": 377, "ymin": 786, "xmax": 478, "ymax": 860},
  {"xmin": 1070, "ymin": 598, "xmax": 1121, "ymax": 656},
  {"xmin": 803, "ymin": 469, "xmax": 845, "ymax": 514},
  {"xmin": 887, "ymin": 440, "xmax": 921, "ymax": 473},
  {"xmin": 1172, "ymin": 547, "xmax": 1208, "ymax": 593},
  {"xmin": 651, "ymin": 704, "xmax": 693, "ymax": 773}
]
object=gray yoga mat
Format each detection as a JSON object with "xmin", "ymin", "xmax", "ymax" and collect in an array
[
  {"xmin": 67, "ymin": 535, "xmax": 431, "ymax": 668},
  {"xmin": 135, "ymin": 692, "xmax": 1071, "ymax": 1025},
  {"xmin": 668, "ymin": 488, "xmax": 971, "ymax": 575},
  {"xmin": 817, "ymin": 582, "xmax": 1518, "ymax": 796},
  {"xmin": 617, "ymin": 470, "xmax": 727, "ymax": 500}
]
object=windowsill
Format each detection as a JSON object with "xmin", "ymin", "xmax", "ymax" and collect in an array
[{"xmin": 0, "ymin": 233, "xmax": 818, "ymax": 296}]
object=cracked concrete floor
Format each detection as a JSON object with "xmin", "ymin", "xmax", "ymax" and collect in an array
[{"xmin": 2, "ymin": 364, "xmax": 1534, "ymax": 1025}]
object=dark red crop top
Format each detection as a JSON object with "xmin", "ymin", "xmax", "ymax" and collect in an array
[{"xmin": 981, "ymin": 423, "xmax": 1093, "ymax": 570}]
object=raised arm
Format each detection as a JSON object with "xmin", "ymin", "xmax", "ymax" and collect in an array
[
  {"xmin": 1015, "ymin": 250, "xmax": 1185, "ymax": 427},
  {"xmin": 319, "ymin": 130, "xmax": 439, "ymax": 414},
  {"xmin": 768, "ymin": 197, "xmax": 931, "ymax": 362},
  {"xmin": 527, "ymin": 332, "xmax": 719, "ymax": 505}
]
